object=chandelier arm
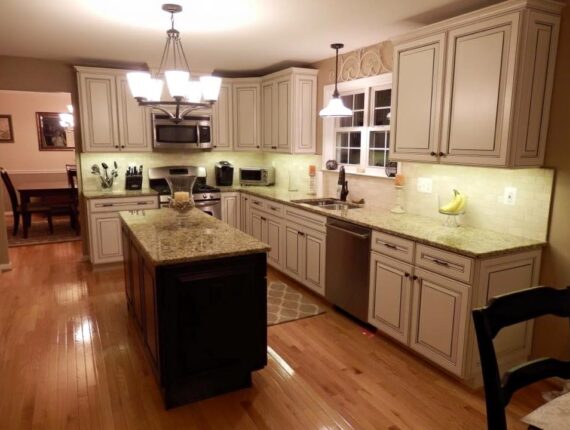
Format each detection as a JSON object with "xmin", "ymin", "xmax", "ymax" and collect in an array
[
  {"xmin": 143, "ymin": 104, "xmax": 176, "ymax": 120},
  {"xmin": 179, "ymin": 103, "xmax": 212, "ymax": 118}
]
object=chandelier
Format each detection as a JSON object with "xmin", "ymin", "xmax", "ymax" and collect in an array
[{"xmin": 127, "ymin": 4, "xmax": 221, "ymax": 123}]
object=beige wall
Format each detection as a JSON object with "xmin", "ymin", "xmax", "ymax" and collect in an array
[
  {"xmin": 533, "ymin": 1, "xmax": 570, "ymax": 360},
  {"xmin": 0, "ymin": 184, "xmax": 9, "ymax": 270}
]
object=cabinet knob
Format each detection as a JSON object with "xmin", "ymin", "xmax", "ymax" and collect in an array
[
  {"xmin": 412, "ymin": 275, "xmax": 419, "ymax": 281},
  {"xmin": 404, "ymin": 273, "xmax": 410, "ymax": 278},
  {"xmin": 430, "ymin": 151, "xmax": 437, "ymax": 156},
  {"xmin": 256, "ymin": 145, "xmax": 260, "ymax": 149},
  {"xmin": 114, "ymin": 145, "xmax": 119, "ymax": 149},
  {"xmin": 213, "ymin": 145, "xmax": 217, "ymax": 148},
  {"xmin": 271, "ymin": 146, "xmax": 277, "ymax": 149},
  {"xmin": 121, "ymin": 145, "xmax": 125, "ymax": 149},
  {"xmin": 439, "ymin": 152, "xmax": 446, "ymax": 157},
  {"xmin": 298, "ymin": 231, "xmax": 305, "ymax": 236}
]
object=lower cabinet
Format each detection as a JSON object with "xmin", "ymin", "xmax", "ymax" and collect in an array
[
  {"xmin": 240, "ymin": 193, "xmax": 250, "ymax": 234},
  {"xmin": 409, "ymin": 267, "xmax": 470, "ymax": 376},
  {"xmin": 88, "ymin": 196, "xmax": 159, "ymax": 265},
  {"xmin": 283, "ymin": 221, "xmax": 326, "ymax": 296},
  {"xmin": 250, "ymin": 208, "xmax": 283, "ymax": 269},
  {"xmin": 221, "ymin": 193, "xmax": 240, "ymax": 229}
]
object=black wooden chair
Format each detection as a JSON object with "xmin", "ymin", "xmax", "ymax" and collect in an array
[
  {"xmin": 65, "ymin": 164, "xmax": 80, "ymax": 234},
  {"xmin": 0, "ymin": 167, "xmax": 54, "ymax": 235},
  {"xmin": 472, "ymin": 286, "xmax": 570, "ymax": 430}
]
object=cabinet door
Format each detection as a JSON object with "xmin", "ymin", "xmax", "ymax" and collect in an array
[
  {"xmin": 233, "ymin": 82, "xmax": 260, "ymax": 151},
  {"xmin": 440, "ymin": 14, "xmax": 519, "ymax": 166},
  {"xmin": 410, "ymin": 268, "xmax": 470, "ymax": 376},
  {"xmin": 292, "ymin": 74, "xmax": 316, "ymax": 154},
  {"xmin": 284, "ymin": 223, "xmax": 303, "ymax": 280},
  {"xmin": 265, "ymin": 216, "xmax": 282, "ymax": 269},
  {"xmin": 142, "ymin": 262, "xmax": 158, "ymax": 366},
  {"xmin": 368, "ymin": 252, "xmax": 413, "ymax": 344},
  {"xmin": 212, "ymin": 83, "xmax": 233, "ymax": 150},
  {"xmin": 221, "ymin": 193, "xmax": 240, "ymax": 229},
  {"xmin": 78, "ymin": 72, "xmax": 120, "ymax": 152},
  {"xmin": 121, "ymin": 228, "xmax": 134, "ymax": 309},
  {"xmin": 390, "ymin": 34, "xmax": 445, "ymax": 162},
  {"xmin": 129, "ymin": 241, "xmax": 144, "ymax": 329},
  {"xmin": 261, "ymin": 80, "xmax": 275, "ymax": 151},
  {"xmin": 89, "ymin": 212, "xmax": 123, "ymax": 264},
  {"xmin": 250, "ymin": 209, "xmax": 264, "ymax": 242},
  {"xmin": 116, "ymin": 76, "xmax": 151, "ymax": 152},
  {"xmin": 240, "ymin": 194, "xmax": 250, "ymax": 233},
  {"xmin": 275, "ymin": 77, "xmax": 291, "ymax": 152},
  {"xmin": 301, "ymin": 229, "xmax": 326, "ymax": 296}
]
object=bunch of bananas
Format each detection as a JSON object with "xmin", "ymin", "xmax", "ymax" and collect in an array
[{"xmin": 439, "ymin": 189, "xmax": 466, "ymax": 215}]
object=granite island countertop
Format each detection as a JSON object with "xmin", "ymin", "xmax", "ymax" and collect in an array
[
  {"xmin": 224, "ymin": 186, "xmax": 546, "ymax": 259},
  {"xmin": 120, "ymin": 208, "xmax": 270, "ymax": 266}
]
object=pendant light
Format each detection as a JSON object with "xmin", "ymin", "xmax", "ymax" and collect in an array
[
  {"xmin": 127, "ymin": 4, "xmax": 222, "ymax": 123},
  {"xmin": 319, "ymin": 43, "xmax": 352, "ymax": 118}
]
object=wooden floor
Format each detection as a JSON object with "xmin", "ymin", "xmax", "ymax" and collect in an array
[{"xmin": 0, "ymin": 241, "xmax": 555, "ymax": 429}]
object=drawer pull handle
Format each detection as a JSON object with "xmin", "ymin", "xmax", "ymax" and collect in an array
[
  {"xmin": 137, "ymin": 202, "xmax": 148, "ymax": 205},
  {"xmin": 101, "ymin": 203, "xmax": 113, "ymax": 207},
  {"xmin": 383, "ymin": 243, "xmax": 398, "ymax": 250},
  {"xmin": 298, "ymin": 232, "xmax": 305, "ymax": 236},
  {"xmin": 253, "ymin": 201, "xmax": 262, "ymax": 206},
  {"xmin": 434, "ymin": 259, "xmax": 450, "ymax": 267},
  {"xmin": 269, "ymin": 206, "xmax": 278, "ymax": 211}
]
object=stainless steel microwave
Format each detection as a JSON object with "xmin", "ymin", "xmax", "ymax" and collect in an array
[
  {"xmin": 152, "ymin": 114, "xmax": 212, "ymax": 150},
  {"xmin": 239, "ymin": 167, "xmax": 275, "ymax": 186}
]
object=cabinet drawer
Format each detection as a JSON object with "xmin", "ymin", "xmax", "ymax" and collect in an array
[
  {"xmin": 415, "ymin": 244, "xmax": 473, "ymax": 284},
  {"xmin": 283, "ymin": 206, "xmax": 326, "ymax": 233},
  {"xmin": 89, "ymin": 196, "xmax": 159, "ymax": 213},
  {"xmin": 264, "ymin": 201, "xmax": 284, "ymax": 217},
  {"xmin": 371, "ymin": 231, "xmax": 415, "ymax": 263},
  {"xmin": 249, "ymin": 196, "xmax": 267, "ymax": 210}
]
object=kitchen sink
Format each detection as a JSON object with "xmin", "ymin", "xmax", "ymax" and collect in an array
[{"xmin": 291, "ymin": 198, "xmax": 361, "ymax": 210}]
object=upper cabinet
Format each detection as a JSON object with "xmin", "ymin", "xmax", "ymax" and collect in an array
[
  {"xmin": 76, "ymin": 67, "xmax": 152, "ymax": 153},
  {"xmin": 212, "ymin": 82, "xmax": 233, "ymax": 151},
  {"xmin": 261, "ymin": 68, "xmax": 318, "ymax": 154},
  {"xmin": 389, "ymin": 0, "xmax": 562, "ymax": 167},
  {"xmin": 232, "ymin": 78, "xmax": 262, "ymax": 151}
]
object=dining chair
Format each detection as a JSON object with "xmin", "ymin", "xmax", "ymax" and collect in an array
[
  {"xmin": 472, "ymin": 286, "xmax": 570, "ymax": 430},
  {"xmin": 65, "ymin": 164, "xmax": 80, "ymax": 234},
  {"xmin": 0, "ymin": 167, "xmax": 54, "ymax": 235}
]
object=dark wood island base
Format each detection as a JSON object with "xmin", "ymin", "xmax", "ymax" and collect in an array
[{"xmin": 121, "ymin": 214, "xmax": 268, "ymax": 409}]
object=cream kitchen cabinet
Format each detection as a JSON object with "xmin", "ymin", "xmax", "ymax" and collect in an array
[
  {"xmin": 76, "ymin": 66, "xmax": 152, "ymax": 153},
  {"xmin": 389, "ymin": 0, "xmax": 562, "ymax": 167},
  {"xmin": 368, "ymin": 230, "xmax": 541, "ymax": 382},
  {"xmin": 221, "ymin": 192, "xmax": 240, "ymax": 228},
  {"xmin": 250, "ymin": 207, "xmax": 283, "ymax": 269},
  {"xmin": 261, "ymin": 68, "xmax": 318, "ymax": 154},
  {"xmin": 240, "ymin": 193, "xmax": 250, "ymax": 234},
  {"xmin": 212, "ymin": 82, "xmax": 233, "ymax": 151},
  {"xmin": 232, "ymin": 79, "xmax": 261, "ymax": 151},
  {"xmin": 87, "ymin": 196, "xmax": 159, "ymax": 265}
]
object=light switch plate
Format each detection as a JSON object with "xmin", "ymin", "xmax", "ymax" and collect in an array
[
  {"xmin": 504, "ymin": 186, "xmax": 517, "ymax": 205},
  {"xmin": 417, "ymin": 177, "xmax": 433, "ymax": 193}
]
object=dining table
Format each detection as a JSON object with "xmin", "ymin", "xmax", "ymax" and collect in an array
[{"xmin": 17, "ymin": 181, "xmax": 74, "ymax": 238}]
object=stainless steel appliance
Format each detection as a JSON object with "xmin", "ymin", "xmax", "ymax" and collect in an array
[
  {"xmin": 148, "ymin": 165, "xmax": 221, "ymax": 219},
  {"xmin": 325, "ymin": 218, "xmax": 371, "ymax": 322},
  {"xmin": 215, "ymin": 161, "xmax": 234, "ymax": 186},
  {"xmin": 239, "ymin": 167, "xmax": 275, "ymax": 186},
  {"xmin": 152, "ymin": 114, "xmax": 212, "ymax": 150}
]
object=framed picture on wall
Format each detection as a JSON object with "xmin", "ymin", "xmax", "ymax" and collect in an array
[
  {"xmin": 36, "ymin": 112, "xmax": 74, "ymax": 151},
  {"xmin": 0, "ymin": 114, "xmax": 14, "ymax": 143}
]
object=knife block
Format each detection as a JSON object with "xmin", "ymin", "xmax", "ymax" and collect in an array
[{"xmin": 125, "ymin": 175, "xmax": 143, "ymax": 190}]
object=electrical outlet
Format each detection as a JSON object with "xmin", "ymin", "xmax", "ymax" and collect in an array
[
  {"xmin": 417, "ymin": 177, "xmax": 433, "ymax": 193},
  {"xmin": 504, "ymin": 186, "xmax": 517, "ymax": 205}
]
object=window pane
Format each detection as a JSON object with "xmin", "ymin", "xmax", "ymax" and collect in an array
[
  {"xmin": 336, "ymin": 132, "xmax": 349, "ymax": 147},
  {"xmin": 349, "ymin": 149, "xmax": 361, "ymax": 164},
  {"xmin": 386, "ymin": 131, "xmax": 390, "ymax": 148},
  {"xmin": 341, "ymin": 94, "xmax": 353, "ymax": 110},
  {"xmin": 369, "ymin": 150, "xmax": 387, "ymax": 167},
  {"xmin": 374, "ymin": 108, "xmax": 390, "ymax": 126},
  {"xmin": 375, "ymin": 89, "xmax": 391, "ymax": 108},
  {"xmin": 339, "ymin": 116, "xmax": 352, "ymax": 128},
  {"xmin": 349, "ymin": 132, "xmax": 361, "ymax": 148},
  {"xmin": 336, "ymin": 148, "xmax": 348, "ymax": 164},
  {"xmin": 354, "ymin": 93, "xmax": 365, "ymax": 110},
  {"xmin": 354, "ymin": 111, "xmax": 364, "ymax": 127},
  {"xmin": 369, "ymin": 131, "xmax": 386, "ymax": 148}
]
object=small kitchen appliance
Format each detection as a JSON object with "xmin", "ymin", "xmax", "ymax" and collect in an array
[
  {"xmin": 239, "ymin": 167, "xmax": 275, "ymax": 186},
  {"xmin": 152, "ymin": 114, "xmax": 212, "ymax": 150},
  {"xmin": 215, "ymin": 161, "xmax": 234, "ymax": 186},
  {"xmin": 148, "ymin": 165, "xmax": 221, "ymax": 219}
]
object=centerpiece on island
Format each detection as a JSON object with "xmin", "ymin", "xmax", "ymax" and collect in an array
[
  {"xmin": 91, "ymin": 161, "xmax": 119, "ymax": 189},
  {"xmin": 167, "ymin": 175, "xmax": 196, "ymax": 214}
]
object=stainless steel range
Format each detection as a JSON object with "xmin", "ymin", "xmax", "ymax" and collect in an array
[{"xmin": 148, "ymin": 166, "xmax": 222, "ymax": 219}]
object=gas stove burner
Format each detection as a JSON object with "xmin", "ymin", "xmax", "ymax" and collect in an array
[{"xmin": 194, "ymin": 184, "xmax": 221, "ymax": 193}]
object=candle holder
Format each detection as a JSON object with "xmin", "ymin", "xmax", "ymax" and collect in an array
[
  {"xmin": 391, "ymin": 185, "xmax": 405, "ymax": 214},
  {"xmin": 166, "ymin": 175, "xmax": 196, "ymax": 215}
]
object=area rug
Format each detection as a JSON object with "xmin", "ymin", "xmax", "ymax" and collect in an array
[
  {"xmin": 267, "ymin": 281, "xmax": 326, "ymax": 326},
  {"xmin": 5, "ymin": 216, "xmax": 81, "ymax": 247}
]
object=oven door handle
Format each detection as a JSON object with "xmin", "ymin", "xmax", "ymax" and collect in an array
[{"xmin": 194, "ymin": 200, "xmax": 220, "ymax": 207}]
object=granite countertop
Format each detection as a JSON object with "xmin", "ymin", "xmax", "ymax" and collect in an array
[
  {"xmin": 228, "ymin": 187, "xmax": 546, "ymax": 259},
  {"xmin": 82, "ymin": 188, "xmax": 159, "ymax": 199},
  {"xmin": 120, "ymin": 208, "xmax": 270, "ymax": 266}
]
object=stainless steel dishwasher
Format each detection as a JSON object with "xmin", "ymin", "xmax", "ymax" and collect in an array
[{"xmin": 325, "ymin": 218, "xmax": 371, "ymax": 322}]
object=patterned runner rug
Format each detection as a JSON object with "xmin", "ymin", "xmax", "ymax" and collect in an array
[{"xmin": 268, "ymin": 281, "xmax": 325, "ymax": 326}]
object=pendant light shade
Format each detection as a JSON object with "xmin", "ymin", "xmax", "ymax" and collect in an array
[
  {"xmin": 320, "ymin": 43, "xmax": 352, "ymax": 118},
  {"xmin": 200, "ymin": 76, "xmax": 222, "ymax": 102},
  {"xmin": 165, "ymin": 70, "xmax": 190, "ymax": 99}
]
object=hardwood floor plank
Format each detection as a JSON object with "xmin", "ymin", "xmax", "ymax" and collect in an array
[{"xmin": 0, "ymin": 241, "xmax": 558, "ymax": 430}]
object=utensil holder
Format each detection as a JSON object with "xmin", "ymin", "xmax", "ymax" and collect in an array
[{"xmin": 125, "ymin": 175, "xmax": 143, "ymax": 190}]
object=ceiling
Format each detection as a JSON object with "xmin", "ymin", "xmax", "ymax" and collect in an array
[{"xmin": 0, "ymin": 0, "xmax": 499, "ymax": 75}]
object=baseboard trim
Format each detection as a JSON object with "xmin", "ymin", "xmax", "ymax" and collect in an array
[{"xmin": 0, "ymin": 262, "xmax": 13, "ymax": 272}]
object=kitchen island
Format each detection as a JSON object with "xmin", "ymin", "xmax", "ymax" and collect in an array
[{"xmin": 120, "ymin": 208, "xmax": 270, "ymax": 408}]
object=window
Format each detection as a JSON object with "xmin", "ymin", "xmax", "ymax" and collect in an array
[{"xmin": 323, "ymin": 74, "xmax": 394, "ymax": 177}]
